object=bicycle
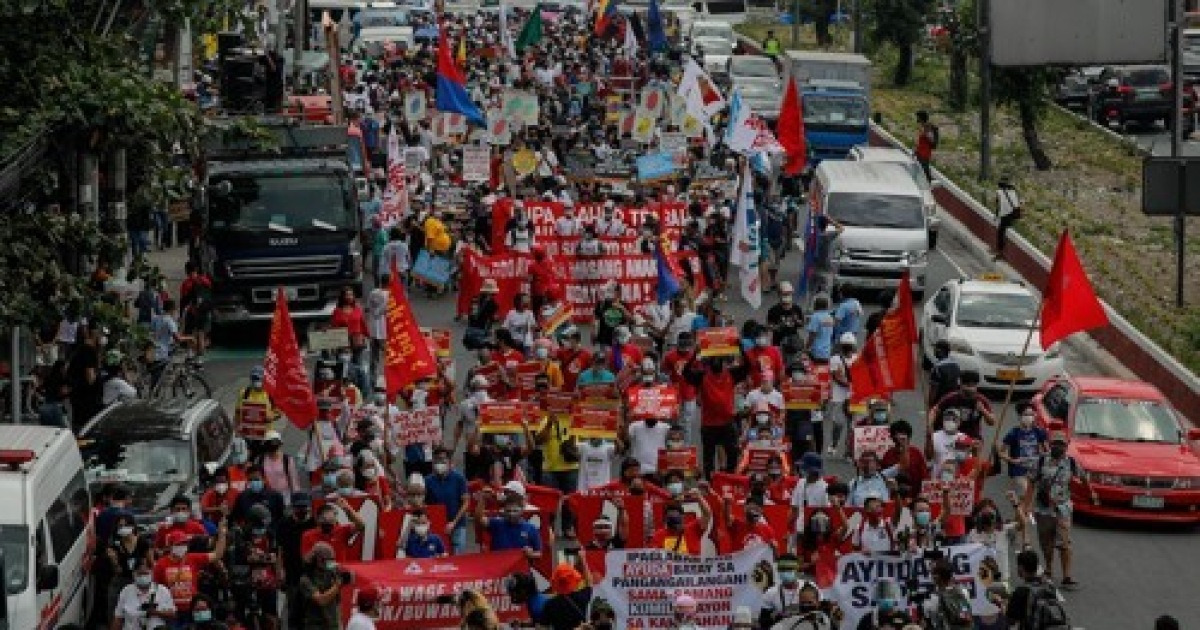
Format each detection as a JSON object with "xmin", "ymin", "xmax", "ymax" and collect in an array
[
  {"xmin": 0, "ymin": 373, "xmax": 40, "ymax": 423},
  {"xmin": 148, "ymin": 346, "xmax": 213, "ymax": 401}
]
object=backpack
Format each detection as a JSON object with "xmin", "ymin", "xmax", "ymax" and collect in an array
[
  {"xmin": 934, "ymin": 586, "xmax": 974, "ymax": 630},
  {"xmin": 928, "ymin": 125, "xmax": 941, "ymax": 150},
  {"xmin": 1025, "ymin": 582, "xmax": 1071, "ymax": 630}
]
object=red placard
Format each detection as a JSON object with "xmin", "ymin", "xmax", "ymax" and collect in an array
[
  {"xmin": 541, "ymin": 390, "xmax": 577, "ymax": 416},
  {"xmin": 657, "ymin": 447, "xmax": 699, "ymax": 477},
  {"xmin": 470, "ymin": 363, "xmax": 508, "ymax": 400},
  {"xmin": 920, "ymin": 479, "xmax": 975, "ymax": 516},
  {"xmin": 571, "ymin": 405, "xmax": 621, "ymax": 438},
  {"xmin": 514, "ymin": 361, "xmax": 544, "ymax": 397},
  {"xmin": 736, "ymin": 445, "xmax": 790, "ymax": 475},
  {"xmin": 308, "ymin": 496, "xmax": 449, "ymax": 562},
  {"xmin": 578, "ymin": 383, "xmax": 620, "ymax": 408},
  {"xmin": 724, "ymin": 502, "xmax": 792, "ymax": 553},
  {"xmin": 392, "ymin": 407, "xmax": 442, "ymax": 447},
  {"xmin": 627, "ymin": 384, "xmax": 680, "ymax": 420},
  {"xmin": 782, "ymin": 376, "xmax": 824, "ymax": 410},
  {"xmin": 236, "ymin": 401, "xmax": 271, "ymax": 440},
  {"xmin": 420, "ymin": 327, "xmax": 453, "ymax": 358},
  {"xmin": 698, "ymin": 327, "xmax": 741, "ymax": 357},
  {"xmin": 710, "ymin": 472, "xmax": 751, "ymax": 503},
  {"xmin": 478, "ymin": 401, "xmax": 535, "ymax": 433}
]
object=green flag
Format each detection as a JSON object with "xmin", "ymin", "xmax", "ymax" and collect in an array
[{"xmin": 515, "ymin": 5, "xmax": 543, "ymax": 53}]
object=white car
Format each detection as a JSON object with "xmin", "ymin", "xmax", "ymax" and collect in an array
[
  {"xmin": 848, "ymin": 145, "xmax": 941, "ymax": 244},
  {"xmin": 920, "ymin": 276, "xmax": 1065, "ymax": 392}
]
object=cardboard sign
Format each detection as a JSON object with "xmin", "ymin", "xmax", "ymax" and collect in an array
[
  {"xmin": 541, "ymin": 390, "xmax": 577, "ymax": 416},
  {"xmin": 698, "ymin": 327, "xmax": 741, "ymax": 358},
  {"xmin": 851, "ymin": 426, "xmax": 895, "ymax": 460},
  {"xmin": 920, "ymin": 478, "xmax": 976, "ymax": 516},
  {"xmin": 308, "ymin": 327, "xmax": 351, "ymax": 352},
  {"xmin": 656, "ymin": 447, "xmax": 699, "ymax": 476},
  {"xmin": 393, "ymin": 407, "xmax": 442, "ymax": 446},
  {"xmin": 782, "ymin": 376, "xmax": 824, "ymax": 410},
  {"xmin": 487, "ymin": 110, "xmax": 512, "ymax": 145},
  {"xmin": 478, "ymin": 401, "xmax": 536, "ymax": 434},
  {"xmin": 461, "ymin": 144, "xmax": 491, "ymax": 183},
  {"xmin": 627, "ymin": 385, "xmax": 680, "ymax": 420},
  {"xmin": 578, "ymin": 383, "xmax": 620, "ymax": 408},
  {"xmin": 472, "ymin": 362, "xmax": 507, "ymax": 400},
  {"xmin": 512, "ymin": 148, "xmax": 538, "ymax": 177},
  {"xmin": 571, "ymin": 405, "xmax": 621, "ymax": 439},
  {"xmin": 420, "ymin": 327, "xmax": 452, "ymax": 358}
]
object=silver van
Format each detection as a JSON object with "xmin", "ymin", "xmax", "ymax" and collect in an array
[{"xmin": 810, "ymin": 160, "xmax": 931, "ymax": 297}]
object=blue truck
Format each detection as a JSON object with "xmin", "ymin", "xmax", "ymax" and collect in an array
[
  {"xmin": 197, "ymin": 120, "xmax": 365, "ymax": 326},
  {"xmin": 784, "ymin": 51, "xmax": 872, "ymax": 163}
]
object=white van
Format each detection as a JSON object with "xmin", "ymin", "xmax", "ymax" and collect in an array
[
  {"xmin": 0, "ymin": 426, "xmax": 92, "ymax": 629},
  {"xmin": 810, "ymin": 160, "xmax": 931, "ymax": 296}
]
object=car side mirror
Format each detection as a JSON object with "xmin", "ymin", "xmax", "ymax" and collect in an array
[
  {"xmin": 1187, "ymin": 428, "xmax": 1200, "ymax": 441},
  {"xmin": 37, "ymin": 564, "xmax": 59, "ymax": 592},
  {"xmin": 930, "ymin": 313, "xmax": 947, "ymax": 325}
]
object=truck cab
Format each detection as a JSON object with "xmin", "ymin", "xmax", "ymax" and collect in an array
[
  {"xmin": 784, "ymin": 51, "xmax": 872, "ymax": 163},
  {"xmin": 199, "ymin": 122, "xmax": 364, "ymax": 325}
]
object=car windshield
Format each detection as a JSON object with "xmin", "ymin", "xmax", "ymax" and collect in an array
[
  {"xmin": 1074, "ymin": 398, "xmax": 1182, "ymax": 444},
  {"xmin": 692, "ymin": 25, "xmax": 732, "ymax": 39},
  {"xmin": 87, "ymin": 438, "xmax": 193, "ymax": 483},
  {"xmin": 825, "ymin": 192, "xmax": 925, "ymax": 229},
  {"xmin": 730, "ymin": 58, "xmax": 777, "ymax": 78},
  {"xmin": 357, "ymin": 9, "xmax": 410, "ymax": 26},
  {"xmin": 955, "ymin": 292, "xmax": 1037, "ymax": 328},
  {"xmin": 737, "ymin": 82, "xmax": 779, "ymax": 100},
  {"xmin": 209, "ymin": 173, "xmax": 356, "ymax": 232},
  {"xmin": 1125, "ymin": 68, "xmax": 1169, "ymax": 86},
  {"xmin": 0, "ymin": 525, "xmax": 29, "ymax": 597},
  {"xmin": 804, "ymin": 94, "xmax": 868, "ymax": 129}
]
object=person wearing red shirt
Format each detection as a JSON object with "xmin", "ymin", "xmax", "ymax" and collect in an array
[
  {"xmin": 880, "ymin": 420, "xmax": 928, "ymax": 491},
  {"xmin": 725, "ymin": 496, "xmax": 778, "ymax": 553},
  {"xmin": 329, "ymin": 286, "xmax": 370, "ymax": 363},
  {"xmin": 301, "ymin": 498, "xmax": 367, "ymax": 562},
  {"xmin": 650, "ymin": 495, "xmax": 712, "ymax": 555},
  {"xmin": 179, "ymin": 261, "xmax": 213, "ymax": 356},
  {"xmin": 555, "ymin": 328, "xmax": 591, "ymax": 392},
  {"xmin": 914, "ymin": 110, "xmax": 938, "ymax": 182},
  {"xmin": 199, "ymin": 468, "xmax": 241, "ymax": 522},
  {"xmin": 662, "ymin": 332, "xmax": 700, "ymax": 443},
  {"xmin": 154, "ymin": 525, "xmax": 228, "ymax": 615},
  {"xmin": 154, "ymin": 496, "xmax": 209, "ymax": 550},
  {"xmin": 763, "ymin": 455, "xmax": 796, "ymax": 505},
  {"xmin": 684, "ymin": 355, "xmax": 749, "ymax": 476},
  {"xmin": 744, "ymin": 329, "xmax": 785, "ymax": 388}
]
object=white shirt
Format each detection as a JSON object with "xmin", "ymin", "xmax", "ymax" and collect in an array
[
  {"xmin": 366, "ymin": 288, "xmax": 389, "ymax": 340},
  {"xmin": 851, "ymin": 518, "xmax": 894, "ymax": 553},
  {"xmin": 665, "ymin": 311, "xmax": 698, "ymax": 346},
  {"xmin": 102, "ymin": 377, "xmax": 138, "ymax": 406},
  {"xmin": 113, "ymin": 583, "xmax": 176, "ymax": 629},
  {"xmin": 346, "ymin": 610, "xmax": 378, "ymax": 630},
  {"xmin": 577, "ymin": 440, "xmax": 617, "ymax": 491},
  {"xmin": 502, "ymin": 308, "xmax": 538, "ymax": 347},
  {"xmin": 627, "ymin": 420, "xmax": 671, "ymax": 473},
  {"xmin": 930, "ymin": 429, "xmax": 959, "ymax": 472},
  {"xmin": 744, "ymin": 389, "xmax": 785, "ymax": 414},
  {"xmin": 998, "ymin": 187, "xmax": 1021, "ymax": 218},
  {"xmin": 829, "ymin": 353, "xmax": 854, "ymax": 403}
]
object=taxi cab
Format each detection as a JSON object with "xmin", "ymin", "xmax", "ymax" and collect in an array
[{"xmin": 920, "ymin": 274, "xmax": 1064, "ymax": 392}]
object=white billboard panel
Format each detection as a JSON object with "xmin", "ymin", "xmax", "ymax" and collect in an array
[{"xmin": 990, "ymin": 0, "xmax": 1168, "ymax": 67}]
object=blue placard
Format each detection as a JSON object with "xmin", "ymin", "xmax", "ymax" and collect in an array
[
  {"xmin": 636, "ymin": 152, "xmax": 678, "ymax": 182},
  {"xmin": 413, "ymin": 250, "xmax": 452, "ymax": 287}
]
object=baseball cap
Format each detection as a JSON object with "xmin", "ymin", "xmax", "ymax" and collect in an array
[{"xmin": 503, "ymin": 480, "xmax": 527, "ymax": 497}]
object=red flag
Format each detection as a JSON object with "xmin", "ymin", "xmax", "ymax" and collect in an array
[
  {"xmin": 385, "ymin": 269, "xmax": 438, "ymax": 398},
  {"xmin": 263, "ymin": 289, "xmax": 318, "ymax": 429},
  {"xmin": 777, "ymin": 77, "xmax": 806, "ymax": 176},
  {"xmin": 1040, "ymin": 231, "xmax": 1109, "ymax": 350},
  {"xmin": 848, "ymin": 272, "xmax": 918, "ymax": 403}
]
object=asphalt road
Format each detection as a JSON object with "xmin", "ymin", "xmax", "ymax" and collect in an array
[{"xmin": 172, "ymin": 211, "xmax": 1200, "ymax": 629}]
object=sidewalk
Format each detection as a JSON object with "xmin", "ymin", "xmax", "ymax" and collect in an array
[{"xmin": 144, "ymin": 243, "xmax": 192, "ymax": 288}]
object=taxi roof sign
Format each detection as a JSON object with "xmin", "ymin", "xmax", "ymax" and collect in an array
[{"xmin": 978, "ymin": 272, "xmax": 1006, "ymax": 281}]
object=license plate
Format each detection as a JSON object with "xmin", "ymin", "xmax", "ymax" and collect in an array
[
  {"xmin": 283, "ymin": 287, "xmax": 300, "ymax": 300},
  {"xmin": 996, "ymin": 368, "xmax": 1025, "ymax": 381},
  {"xmin": 1132, "ymin": 495, "xmax": 1165, "ymax": 509},
  {"xmin": 1135, "ymin": 88, "xmax": 1159, "ymax": 101}
]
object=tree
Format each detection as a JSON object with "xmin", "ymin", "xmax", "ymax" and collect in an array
[
  {"xmin": 943, "ymin": 3, "xmax": 974, "ymax": 111},
  {"xmin": 992, "ymin": 67, "xmax": 1055, "ymax": 170},
  {"xmin": 871, "ymin": 0, "xmax": 933, "ymax": 86}
]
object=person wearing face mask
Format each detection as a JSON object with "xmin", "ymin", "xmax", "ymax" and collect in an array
[
  {"xmin": 662, "ymin": 332, "xmax": 700, "ymax": 445},
  {"xmin": 154, "ymin": 496, "xmax": 208, "ymax": 550},
  {"xmin": 968, "ymin": 494, "xmax": 1030, "ymax": 581},
  {"xmin": 847, "ymin": 452, "xmax": 893, "ymax": 508},
  {"xmin": 424, "ymin": 446, "xmax": 472, "ymax": 553},
  {"xmin": 927, "ymin": 370, "xmax": 995, "ymax": 442},
  {"xmin": 253, "ymin": 429, "xmax": 300, "ymax": 506},
  {"xmin": 329, "ymin": 286, "xmax": 370, "ymax": 365},
  {"xmin": 398, "ymin": 509, "xmax": 448, "ymax": 558},
  {"xmin": 227, "ymin": 503, "xmax": 282, "ymax": 626},
  {"xmin": 898, "ymin": 496, "xmax": 944, "ymax": 554},
  {"xmin": 234, "ymin": 366, "xmax": 280, "ymax": 456},
  {"xmin": 1001, "ymin": 403, "xmax": 1050, "ymax": 496},
  {"xmin": 623, "ymin": 411, "xmax": 673, "ymax": 482},
  {"xmin": 187, "ymin": 594, "xmax": 223, "ymax": 629},
  {"xmin": 650, "ymin": 494, "xmax": 712, "ymax": 554},
  {"xmin": 112, "ymin": 563, "xmax": 176, "ymax": 629},
  {"xmin": 505, "ymin": 203, "xmax": 536, "ymax": 253},
  {"xmin": 356, "ymin": 449, "xmax": 394, "ymax": 510},
  {"xmin": 199, "ymin": 467, "xmax": 240, "ymax": 525},
  {"xmin": 609, "ymin": 325, "xmax": 644, "ymax": 373},
  {"xmin": 555, "ymin": 202, "xmax": 582, "ymax": 236},
  {"xmin": 346, "ymin": 586, "xmax": 381, "ymax": 630},
  {"xmin": 105, "ymin": 515, "xmax": 152, "ymax": 621},
  {"xmin": 278, "ymin": 492, "xmax": 316, "ymax": 630},
  {"xmin": 592, "ymin": 283, "xmax": 632, "ymax": 346},
  {"xmin": 929, "ymin": 408, "xmax": 965, "ymax": 473},
  {"xmin": 502, "ymin": 292, "xmax": 539, "ymax": 350},
  {"xmin": 585, "ymin": 511, "xmax": 629, "ymax": 550},
  {"xmin": 761, "ymin": 454, "xmax": 796, "ymax": 504},
  {"xmin": 330, "ymin": 467, "xmax": 369, "ymax": 500},
  {"xmin": 725, "ymin": 496, "xmax": 778, "ymax": 552},
  {"xmin": 669, "ymin": 593, "xmax": 701, "ymax": 630},
  {"xmin": 554, "ymin": 328, "xmax": 591, "ymax": 392},
  {"xmin": 301, "ymin": 498, "xmax": 366, "ymax": 562},
  {"xmin": 684, "ymin": 353, "xmax": 750, "ymax": 476},
  {"xmin": 855, "ymin": 577, "xmax": 913, "ymax": 630},
  {"xmin": 577, "ymin": 431, "xmax": 623, "ymax": 492},
  {"xmin": 744, "ymin": 324, "xmax": 786, "ymax": 389},
  {"xmin": 231, "ymin": 464, "xmax": 286, "ymax": 524},
  {"xmin": 766, "ymin": 281, "xmax": 805, "ymax": 346},
  {"xmin": 298, "ymin": 542, "xmax": 348, "ymax": 629},
  {"xmin": 477, "ymin": 491, "xmax": 543, "ymax": 560},
  {"xmin": 1025, "ymin": 430, "xmax": 1091, "ymax": 587},
  {"xmin": 846, "ymin": 495, "xmax": 895, "ymax": 554},
  {"xmin": 595, "ymin": 199, "xmax": 628, "ymax": 237},
  {"xmin": 576, "ymin": 349, "xmax": 617, "ymax": 388},
  {"xmin": 152, "ymin": 523, "xmax": 228, "ymax": 622},
  {"xmin": 338, "ymin": 347, "xmax": 372, "ymax": 398},
  {"xmin": 789, "ymin": 452, "xmax": 832, "ymax": 532},
  {"xmin": 531, "ymin": 337, "xmax": 566, "ymax": 388},
  {"xmin": 758, "ymin": 554, "xmax": 821, "ymax": 627}
]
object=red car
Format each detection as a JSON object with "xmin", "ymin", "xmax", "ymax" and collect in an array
[{"xmin": 1032, "ymin": 375, "xmax": 1200, "ymax": 523}]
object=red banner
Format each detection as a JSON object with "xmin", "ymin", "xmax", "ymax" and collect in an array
[
  {"xmin": 263, "ymin": 289, "xmax": 317, "ymax": 429},
  {"xmin": 386, "ymin": 274, "xmax": 438, "ymax": 399},
  {"xmin": 492, "ymin": 200, "xmax": 690, "ymax": 252},
  {"xmin": 566, "ymin": 490, "xmax": 667, "ymax": 549},
  {"xmin": 849, "ymin": 272, "xmax": 918, "ymax": 403},
  {"xmin": 309, "ymin": 496, "xmax": 449, "ymax": 562},
  {"xmin": 340, "ymin": 551, "xmax": 529, "ymax": 629}
]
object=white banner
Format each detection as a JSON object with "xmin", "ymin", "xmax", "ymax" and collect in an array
[
  {"xmin": 592, "ymin": 545, "xmax": 777, "ymax": 630},
  {"xmin": 462, "ymin": 144, "xmax": 491, "ymax": 182},
  {"xmin": 831, "ymin": 543, "xmax": 996, "ymax": 630}
]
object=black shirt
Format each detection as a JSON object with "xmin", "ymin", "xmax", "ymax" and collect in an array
[
  {"xmin": 766, "ymin": 302, "xmax": 806, "ymax": 345},
  {"xmin": 541, "ymin": 586, "xmax": 593, "ymax": 630},
  {"xmin": 66, "ymin": 344, "xmax": 100, "ymax": 424},
  {"xmin": 276, "ymin": 515, "xmax": 316, "ymax": 588},
  {"xmin": 929, "ymin": 358, "xmax": 962, "ymax": 405}
]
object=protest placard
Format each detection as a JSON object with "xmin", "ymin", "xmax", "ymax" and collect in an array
[
  {"xmin": 393, "ymin": 407, "xmax": 441, "ymax": 446},
  {"xmin": 660, "ymin": 131, "xmax": 688, "ymax": 155},
  {"xmin": 412, "ymin": 250, "xmax": 452, "ymax": 287},
  {"xmin": 578, "ymin": 383, "xmax": 620, "ymax": 408},
  {"xmin": 920, "ymin": 478, "xmax": 976, "ymax": 516},
  {"xmin": 698, "ymin": 327, "xmax": 741, "ymax": 357},
  {"xmin": 851, "ymin": 426, "xmax": 895, "ymax": 460},
  {"xmin": 627, "ymin": 384, "xmax": 680, "ymax": 420},
  {"xmin": 478, "ymin": 402, "xmax": 535, "ymax": 434},
  {"xmin": 461, "ymin": 144, "xmax": 490, "ymax": 182},
  {"xmin": 541, "ymin": 390, "xmax": 577, "ymax": 416},
  {"xmin": 308, "ymin": 327, "xmax": 351, "ymax": 352},
  {"xmin": 403, "ymin": 91, "xmax": 426, "ymax": 121},
  {"xmin": 656, "ymin": 447, "xmax": 699, "ymax": 476},
  {"xmin": 782, "ymin": 376, "xmax": 824, "ymax": 410},
  {"xmin": 512, "ymin": 148, "xmax": 538, "ymax": 177},
  {"xmin": 632, "ymin": 107, "xmax": 656, "ymax": 143},
  {"xmin": 487, "ymin": 110, "xmax": 511, "ymax": 145},
  {"xmin": 636, "ymin": 152, "xmax": 678, "ymax": 182},
  {"xmin": 570, "ymin": 405, "xmax": 620, "ymax": 439},
  {"xmin": 502, "ymin": 90, "xmax": 539, "ymax": 126}
]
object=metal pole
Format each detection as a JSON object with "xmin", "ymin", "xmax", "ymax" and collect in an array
[
  {"xmin": 9, "ymin": 328, "xmax": 20, "ymax": 423},
  {"xmin": 978, "ymin": 0, "xmax": 992, "ymax": 181},
  {"xmin": 292, "ymin": 0, "xmax": 309, "ymax": 89},
  {"xmin": 852, "ymin": 0, "xmax": 862, "ymax": 53},
  {"xmin": 324, "ymin": 12, "xmax": 345, "ymax": 125},
  {"xmin": 1171, "ymin": 0, "xmax": 1187, "ymax": 306},
  {"xmin": 790, "ymin": 0, "xmax": 799, "ymax": 47}
]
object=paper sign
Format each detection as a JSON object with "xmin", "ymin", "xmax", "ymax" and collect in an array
[
  {"xmin": 782, "ymin": 376, "xmax": 824, "ymax": 410},
  {"xmin": 698, "ymin": 327, "xmax": 740, "ymax": 357},
  {"xmin": 656, "ymin": 447, "xmax": 699, "ymax": 476},
  {"xmin": 852, "ymin": 426, "xmax": 895, "ymax": 460},
  {"xmin": 308, "ymin": 327, "xmax": 351, "ymax": 352},
  {"xmin": 640, "ymin": 87, "xmax": 666, "ymax": 119},
  {"xmin": 627, "ymin": 385, "xmax": 680, "ymax": 420},
  {"xmin": 461, "ymin": 144, "xmax": 491, "ymax": 182},
  {"xmin": 920, "ymin": 478, "xmax": 976, "ymax": 516},
  {"xmin": 682, "ymin": 114, "xmax": 704, "ymax": 138},
  {"xmin": 541, "ymin": 390, "xmax": 577, "ymax": 416},
  {"xmin": 394, "ymin": 407, "xmax": 442, "ymax": 446},
  {"xmin": 570, "ymin": 406, "xmax": 620, "ymax": 439},
  {"xmin": 236, "ymin": 401, "xmax": 271, "ymax": 440},
  {"xmin": 514, "ymin": 361, "xmax": 545, "ymax": 396},
  {"xmin": 404, "ymin": 91, "xmax": 427, "ymax": 121},
  {"xmin": 619, "ymin": 110, "xmax": 636, "ymax": 136},
  {"xmin": 478, "ymin": 401, "xmax": 535, "ymax": 434},
  {"xmin": 512, "ymin": 148, "xmax": 538, "ymax": 177},
  {"xmin": 487, "ymin": 110, "xmax": 511, "ymax": 145},
  {"xmin": 736, "ymin": 445, "xmax": 788, "ymax": 475}
]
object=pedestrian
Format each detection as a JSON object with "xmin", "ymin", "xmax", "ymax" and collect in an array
[
  {"xmin": 995, "ymin": 176, "xmax": 1022, "ymax": 260},
  {"xmin": 762, "ymin": 29, "xmax": 782, "ymax": 58},
  {"xmin": 914, "ymin": 110, "xmax": 938, "ymax": 182},
  {"xmin": 346, "ymin": 587, "xmax": 381, "ymax": 630},
  {"xmin": 297, "ymin": 542, "xmax": 346, "ymax": 630},
  {"xmin": 926, "ymin": 339, "xmax": 960, "ymax": 409},
  {"xmin": 111, "ymin": 563, "xmax": 176, "ymax": 629},
  {"xmin": 1025, "ymin": 430, "xmax": 1095, "ymax": 587},
  {"xmin": 1000, "ymin": 403, "xmax": 1049, "ymax": 496},
  {"xmin": 827, "ymin": 332, "xmax": 856, "ymax": 456}
]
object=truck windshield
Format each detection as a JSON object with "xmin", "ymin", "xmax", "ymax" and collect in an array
[
  {"xmin": 804, "ymin": 95, "xmax": 868, "ymax": 130},
  {"xmin": 209, "ymin": 174, "xmax": 355, "ymax": 233},
  {"xmin": 0, "ymin": 525, "xmax": 28, "ymax": 597},
  {"xmin": 827, "ymin": 192, "xmax": 924, "ymax": 230}
]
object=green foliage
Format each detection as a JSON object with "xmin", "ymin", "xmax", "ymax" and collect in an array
[{"xmin": 870, "ymin": 0, "xmax": 933, "ymax": 85}]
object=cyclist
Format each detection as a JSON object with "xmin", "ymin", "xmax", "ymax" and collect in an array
[
  {"xmin": 235, "ymin": 366, "xmax": 280, "ymax": 457},
  {"xmin": 99, "ymin": 350, "xmax": 138, "ymax": 407},
  {"xmin": 148, "ymin": 299, "xmax": 192, "ymax": 391}
]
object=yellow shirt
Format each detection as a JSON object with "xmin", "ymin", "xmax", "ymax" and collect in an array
[
  {"xmin": 541, "ymin": 360, "xmax": 565, "ymax": 389},
  {"xmin": 424, "ymin": 217, "xmax": 452, "ymax": 254},
  {"xmin": 540, "ymin": 415, "xmax": 579, "ymax": 473}
]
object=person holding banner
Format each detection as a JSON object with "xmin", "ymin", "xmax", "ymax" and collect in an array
[
  {"xmin": 758, "ymin": 554, "xmax": 831, "ymax": 629},
  {"xmin": 425, "ymin": 446, "xmax": 472, "ymax": 553},
  {"xmin": 650, "ymin": 493, "xmax": 712, "ymax": 555}
]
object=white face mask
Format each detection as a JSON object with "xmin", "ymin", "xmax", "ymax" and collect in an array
[
  {"xmin": 1019, "ymin": 415, "xmax": 1034, "ymax": 428},
  {"xmin": 363, "ymin": 468, "xmax": 378, "ymax": 480},
  {"xmin": 943, "ymin": 420, "xmax": 959, "ymax": 434},
  {"xmin": 413, "ymin": 524, "xmax": 430, "ymax": 536},
  {"xmin": 535, "ymin": 347, "xmax": 549, "ymax": 359},
  {"xmin": 171, "ymin": 545, "xmax": 188, "ymax": 558},
  {"xmin": 667, "ymin": 482, "xmax": 684, "ymax": 495},
  {"xmin": 117, "ymin": 526, "xmax": 134, "ymax": 538},
  {"xmin": 434, "ymin": 462, "xmax": 450, "ymax": 475},
  {"xmin": 214, "ymin": 482, "xmax": 229, "ymax": 494}
]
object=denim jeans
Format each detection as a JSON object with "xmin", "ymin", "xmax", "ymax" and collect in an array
[{"xmin": 450, "ymin": 521, "xmax": 469, "ymax": 554}]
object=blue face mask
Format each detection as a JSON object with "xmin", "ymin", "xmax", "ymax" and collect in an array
[
  {"xmin": 248, "ymin": 479, "xmax": 265, "ymax": 493},
  {"xmin": 779, "ymin": 570, "xmax": 797, "ymax": 585},
  {"xmin": 338, "ymin": 487, "xmax": 355, "ymax": 496},
  {"xmin": 878, "ymin": 598, "xmax": 897, "ymax": 613},
  {"xmin": 915, "ymin": 511, "xmax": 932, "ymax": 526},
  {"xmin": 193, "ymin": 610, "xmax": 213, "ymax": 623},
  {"xmin": 253, "ymin": 527, "xmax": 267, "ymax": 536},
  {"xmin": 324, "ymin": 473, "xmax": 338, "ymax": 488}
]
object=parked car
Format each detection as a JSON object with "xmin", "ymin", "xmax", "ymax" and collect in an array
[
  {"xmin": 920, "ymin": 276, "xmax": 1064, "ymax": 392},
  {"xmin": 1091, "ymin": 65, "xmax": 1195, "ymax": 134},
  {"xmin": 79, "ymin": 398, "xmax": 235, "ymax": 524},
  {"xmin": 687, "ymin": 21, "xmax": 735, "ymax": 76},
  {"xmin": 727, "ymin": 54, "xmax": 782, "ymax": 90},
  {"xmin": 1053, "ymin": 71, "xmax": 1094, "ymax": 111},
  {"xmin": 1032, "ymin": 374, "xmax": 1200, "ymax": 523},
  {"xmin": 732, "ymin": 79, "xmax": 783, "ymax": 122}
]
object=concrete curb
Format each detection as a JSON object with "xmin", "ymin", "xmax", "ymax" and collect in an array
[
  {"xmin": 869, "ymin": 122, "xmax": 1200, "ymax": 421},
  {"xmin": 1049, "ymin": 103, "xmax": 1152, "ymax": 158}
]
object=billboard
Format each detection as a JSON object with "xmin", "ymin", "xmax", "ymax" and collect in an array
[{"xmin": 990, "ymin": 0, "xmax": 1168, "ymax": 67}]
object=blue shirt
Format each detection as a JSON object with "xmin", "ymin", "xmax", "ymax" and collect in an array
[
  {"xmin": 806, "ymin": 310, "xmax": 835, "ymax": 360},
  {"xmin": 833, "ymin": 298, "xmax": 863, "ymax": 340},
  {"xmin": 1003, "ymin": 426, "xmax": 1049, "ymax": 477},
  {"xmin": 487, "ymin": 517, "xmax": 542, "ymax": 551},
  {"xmin": 404, "ymin": 533, "xmax": 447, "ymax": 558},
  {"xmin": 424, "ymin": 471, "xmax": 469, "ymax": 522},
  {"xmin": 848, "ymin": 473, "xmax": 892, "ymax": 508},
  {"xmin": 576, "ymin": 368, "xmax": 616, "ymax": 387}
]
